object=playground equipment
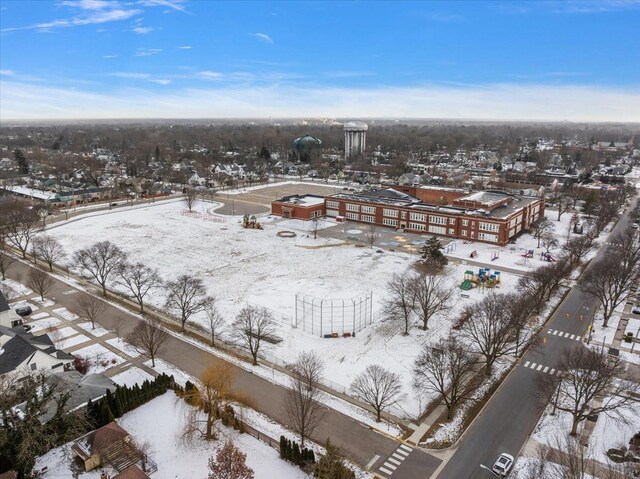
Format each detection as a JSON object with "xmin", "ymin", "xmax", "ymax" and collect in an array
[
  {"xmin": 521, "ymin": 250, "xmax": 534, "ymax": 258},
  {"xmin": 460, "ymin": 268, "xmax": 502, "ymax": 290},
  {"xmin": 541, "ymin": 252, "xmax": 556, "ymax": 262},
  {"xmin": 491, "ymin": 252, "xmax": 500, "ymax": 261},
  {"xmin": 242, "ymin": 214, "xmax": 263, "ymax": 229}
]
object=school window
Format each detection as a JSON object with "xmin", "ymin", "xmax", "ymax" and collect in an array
[
  {"xmin": 383, "ymin": 208, "xmax": 399, "ymax": 218},
  {"xmin": 346, "ymin": 203, "xmax": 359, "ymax": 212},
  {"xmin": 409, "ymin": 212, "xmax": 426, "ymax": 222},
  {"xmin": 361, "ymin": 206, "xmax": 376, "ymax": 214},
  {"xmin": 449, "ymin": 218, "xmax": 456, "ymax": 225},
  {"xmin": 478, "ymin": 232, "xmax": 498, "ymax": 242},
  {"xmin": 462, "ymin": 219, "xmax": 469, "ymax": 226},
  {"xmin": 326, "ymin": 201, "xmax": 339, "ymax": 210},
  {"xmin": 345, "ymin": 212, "xmax": 359, "ymax": 220},
  {"xmin": 461, "ymin": 230, "xmax": 468, "ymax": 236},
  {"xmin": 383, "ymin": 218, "xmax": 398, "ymax": 227},
  {"xmin": 361, "ymin": 215, "xmax": 375, "ymax": 223},
  {"xmin": 311, "ymin": 211, "xmax": 320, "ymax": 218},
  {"xmin": 401, "ymin": 211, "xmax": 407, "ymax": 219},
  {"xmin": 409, "ymin": 222, "xmax": 426, "ymax": 231},
  {"xmin": 430, "ymin": 215, "xmax": 446, "ymax": 225},
  {"xmin": 479, "ymin": 222, "xmax": 500, "ymax": 232},
  {"xmin": 326, "ymin": 209, "xmax": 339, "ymax": 217},
  {"xmin": 448, "ymin": 228, "xmax": 455, "ymax": 235},
  {"xmin": 428, "ymin": 225, "xmax": 446, "ymax": 235}
]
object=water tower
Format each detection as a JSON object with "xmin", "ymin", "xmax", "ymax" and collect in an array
[{"xmin": 343, "ymin": 121, "xmax": 368, "ymax": 160}]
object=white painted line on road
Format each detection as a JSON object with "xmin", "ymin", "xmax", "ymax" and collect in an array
[
  {"xmin": 379, "ymin": 466, "xmax": 394, "ymax": 475},
  {"xmin": 543, "ymin": 366, "xmax": 549, "ymax": 373},
  {"xmin": 391, "ymin": 452, "xmax": 405, "ymax": 461},
  {"xmin": 536, "ymin": 364, "xmax": 544, "ymax": 371},
  {"xmin": 394, "ymin": 448, "xmax": 410, "ymax": 457},
  {"xmin": 529, "ymin": 362, "xmax": 537, "ymax": 369},
  {"xmin": 399, "ymin": 444, "xmax": 413, "ymax": 452},
  {"xmin": 366, "ymin": 455, "xmax": 380, "ymax": 469},
  {"xmin": 524, "ymin": 361, "xmax": 531, "ymax": 367},
  {"xmin": 383, "ymin": 462, "xmax": 397, "ymax": 470},
  {"xmin": 387, "ymin": 457, "xmax": 402, "ymax": 466},
  {"xmin": 550, "ymin": 369, "xmax": 555, "ymax": 375}
]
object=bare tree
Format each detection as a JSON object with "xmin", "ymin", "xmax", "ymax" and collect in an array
[
  {"xmin": 76, "ymin": 293, "xmax": 107, "ymax": 330},
  {"xmin": 0, "ymin": 197, "xmax": 41, "ymax": 258},
  {"xmin": 533, "ymin": 218, "xmax": 554, "ymax": 248},
  {"xmin": 164, "ymin": 275, "xmax": 213, "ymax": 332},
  {"xmin": 311, "ymin": 217, "xmax": 319, "ymax": 240},
  {"xmin": 364, "ymin": 223, "xmax": 378, "ymax": 248},
  {"xmin": 541, "ymin": 232, "xmax": 559, "ymax": 255},
  {"xmin": 285, "ymin": 351, "xmax": 325, "ymax": 446},
  {"xmin": 461, "ymin": 293, "xmax": 517, "ymax": 376},
  {"xmin": 117, "ymin": 261, "xmax": 162, "ymax": 314},
  {"xmin": 580, "ymin": 255, "xmax": 635, "ymax": 327},
  {"xmin": 556, "ymin": 194, "xmax": 573, "ymax": 221},
  {"xmin": 0, "ymin": 251, "xmax": 15, "ymax": 280},
  {"xmin": 74, "ymin": 241, "xmax": 128, "ymax": 296},
  {"xmin": 351, "ymin": 364, "xmax": 404, "ymax": 422},
  {"xmin": 205, "ymin": 301, "xmax": 225, "ymax": 347},
  {"xmin": 31, "ymin": 235, "xmax": 65, "ymax": 272},
  {"xmin": 561, "ymin": 235, "xmax": 595, "ymax": 267},
  {"xmin": 413, "ymin": 338, "xmax": 476, "ymax": 420},
  {"xmin": 383, "ymin": 272, "xmax": 416, "ymax": 335},
  {"xmin": 411, "ymin": 272, "xmax": 453, "ymax": 330},
  {"xmin": 126, "ymin": 316, "xmax": 169, "ymax": 367},
  {"xmin": 232, "ymin": 305, "xmax": 275, "ymax": 365},
  {"xmin": 537, "ymin": 347, "xmax": 640, "ymax": 436},
  {"xmin": 183, "ymin": 187, "xmax": 198, "ymax": 212},
  {"xmin": 27, "ymin": 268, "xmax": 55, "ymax": 301}
]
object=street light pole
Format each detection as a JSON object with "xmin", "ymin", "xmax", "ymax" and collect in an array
[{"xmin": 478, "ymin": 464, "xmax": 500, "ymax": 477}]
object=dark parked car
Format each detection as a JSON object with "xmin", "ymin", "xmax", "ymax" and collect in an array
[{"xmin": 15, "ymin": 306, "xmax": 33, "ymax": 317}]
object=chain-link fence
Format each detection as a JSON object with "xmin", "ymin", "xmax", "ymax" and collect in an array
[{"xmin": 294, "ymin": 292, "xmax": 374, "ymax": 337}]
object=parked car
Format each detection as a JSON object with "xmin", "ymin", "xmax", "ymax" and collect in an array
[
  {"xmin": 492, "ymin": 453, "xmax": 514, "ymax": 477},
  {"xmin": 15, "ymin": 306, "xmax": 33, "ymax": 317},
  {"xmin": 22, "ymin": 324, "xmax": 32, "ymax": 332},
  {"xmin": 632, "ymin": 304, "xmax": 640, "ymax": 314}
]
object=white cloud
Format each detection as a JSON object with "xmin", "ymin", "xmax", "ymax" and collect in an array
[
  {"xmin": 0, "ymin": 70, "xmax": 15, "ymax": 76},
  {"xmin": 253, "ymin": 32, "xmax": 273, "ymax": 44},
  {"xmin": 103, "ymin": 54, "xmax": 118, "ymax": 58},
  {"xmin": 134, "ymin": 48, "xmax": 162, "ymax": 56},
  {"xmin": 131, "ymin": 25, "xmax": 153, "ymax": 34},
  {"xmin": 2, "ymin": 80, "xmax": 639, "ymax": 122},
  {"xmin": 1, "ymin": 7, "xmax": 141, "ymax": 32},
  {"xmin": 139, "ymin": 0, "xmax": 187, "ymax": 12},
  {"xmin": 177, "ymin": 45, "xmax": 192, "ymax": 49},
  {"xmin": 109, "ymin": 72, "xmax": 151, "ymax": 79},
  {"xmin": 150, "ymin": 78, "xmax": 171, "ymax": 85},
  {"xmin": 198, "ymin": 71, "xmax": 223, "ymax": 79}
]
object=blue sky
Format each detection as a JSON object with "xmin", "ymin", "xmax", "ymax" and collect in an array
[{"xmin": 1, "ymin": 0, "xmax": 639, "ymax": 121}]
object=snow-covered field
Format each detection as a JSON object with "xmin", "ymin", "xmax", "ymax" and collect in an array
[
  {"xmin": 73, "ymin": 344, "xmax": 126, "ymax": 374},
  {"xmin": 110, "ymin": 366, "xmax": 155, "ymax": 387},
  {"xmin": 47, "ymin": 199, "xmax": 546, "ymax": 418},
  {"xmin": 106, "ymin": 337, "xmax": 141, "ymax": 358},
  {"xmin": 78, "ymin": 321, "xmax": 110, "ymax": 337},
  {"xmin": 35, "ymin": 391, "xmax": 308, "ymax": 479}
]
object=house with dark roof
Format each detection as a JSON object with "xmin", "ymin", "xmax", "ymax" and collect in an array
[
  {"xmin": 0, "ymin": 325, "xmax": 73, "ymax": 379},
  {"xmin": 0, "ymin": 291, "xmax": 24, "ymax": 329}
]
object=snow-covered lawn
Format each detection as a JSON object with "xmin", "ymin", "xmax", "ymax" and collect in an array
[
  {"xmin": 53, "ymin": 326, "xmax": 80, "ymax": 340},
  {"xmin": 30, "ymin": 296, "xmax": 55, "ymax": 307},
  {"xmin": 589, "ymin": 400, "xmax": 640, "ymax": 464},
  {"xmin": 78, "ymin": 321, "xmax": 111, "ymax": 337},
  {"xmin": 30, "ymin": 311, "xmax": 50, "ymax": 320},
  {"xmin": 2, "ymin": 278, "xmax": 33, "ymax": 296},
  {"xmin": 110, "ymin": 366, "xmax": 155, "ymax": 387},
  {"xmin": 73, "ymin": 344, "xmax": 126, "ymax": 374},
  {"xmin": 28, "ymin": 317, "xmax": 62, "ymax": 333},
  {"xmin": 52, "ymin": 307, "xmax": 79, "ymax": 321},
  {"xmin": 9, "ymin": 300, "xmax": 39, "ymax": 312},
  {"xmin": 106, "ymin": 337, "xmax": 141, "ymax": 358},
  {"xmin": 34, "ymin": 391, "xmax": 308, "ymax": 479},
  {"xmin": 57, "ymin": 333, "xmax": 91, "ymax": 350}
]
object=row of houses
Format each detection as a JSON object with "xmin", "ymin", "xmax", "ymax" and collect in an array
[{"xmin": 271, "ymin": 185, "xmax": 545, "ymax": 246}]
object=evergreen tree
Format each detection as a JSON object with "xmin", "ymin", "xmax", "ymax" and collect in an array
[
  {"xmin": 418, "ymin": 236, "xmax": 448, "ymax": 271},
  {"xmin": 314, "ymin": 440, "xmax": 355, "ymax": 479},
  {"xmin": 292, "ymin": 442, "xmax": 301, "ymax": 465},
  {"xmin": 99, "ymin": 400, "xmax": 115, "ymax": 426},
  {"xmin": 13, "ymin": 148, "xmax": 29, "ymax": 174}
]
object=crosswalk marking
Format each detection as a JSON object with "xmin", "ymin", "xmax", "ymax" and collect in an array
[
  {"xmin": 523, "ymin": 361, "xmax": 562, "ymax": 376},
  {"xmin": 378, "ymin": 444, "xmax": 413, "ymax": 476},
  {"xmin": 547, "ymin": 329, "xmax": 582, "ymax": 341}
]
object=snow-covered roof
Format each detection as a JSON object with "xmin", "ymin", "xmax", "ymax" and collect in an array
[{"xmin": 4, "ymin": 186, "xmax": 58, "ymax": 201}]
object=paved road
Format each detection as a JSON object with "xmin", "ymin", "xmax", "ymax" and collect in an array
[
  {"xmin": 436, "ymin": 199, "xmax": 637, "ymax": 479},
  {"xmin": 5, "ymin": 259, "xmax": 441, "ymax": 475}
]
